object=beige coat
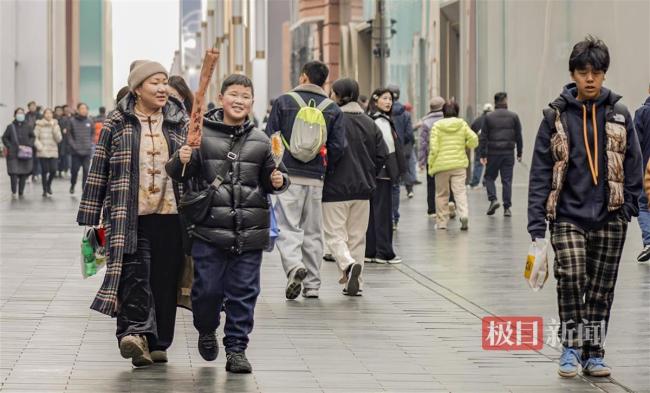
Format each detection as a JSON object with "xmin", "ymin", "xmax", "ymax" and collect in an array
[{"xmin": 34, "ymin": 119, "xmax": 62, "ymax": 158}]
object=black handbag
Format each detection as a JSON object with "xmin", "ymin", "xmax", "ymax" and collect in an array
[{"xmin": 178, "ymin": 133, "xmax": 248, "ymax": 227}]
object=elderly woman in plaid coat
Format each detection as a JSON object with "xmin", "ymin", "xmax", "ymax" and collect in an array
[{"xmin": 77, "ymin": 60, "xmax": 188, "ymax": 367}]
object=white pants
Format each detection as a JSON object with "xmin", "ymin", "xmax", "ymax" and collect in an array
[{"xmin": 322, "ymin": 200, "xmax": 370, "ymax": 286}]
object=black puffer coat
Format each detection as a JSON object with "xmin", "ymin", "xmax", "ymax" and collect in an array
[{"xmin": 166, "ymin": 108, "xmax": 289, "ymax": 254}]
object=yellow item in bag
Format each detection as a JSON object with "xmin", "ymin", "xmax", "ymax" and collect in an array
[{"xmin": 524, "ymin": 239, "xmax": 549, "ymax": 291}]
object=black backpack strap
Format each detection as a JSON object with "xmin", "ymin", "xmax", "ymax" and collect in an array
[
  {"xmin": 542, "ymin": 108, "xmax": 556, "ymax": 130},
  {"xmin": 210, "ymin": 133, "xmax": 249, "ymax": 188}
]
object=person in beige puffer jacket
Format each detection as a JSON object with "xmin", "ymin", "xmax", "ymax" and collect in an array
[{"xmin": 34, "ymin": 108, "xmax": 62, "ymax": 196}]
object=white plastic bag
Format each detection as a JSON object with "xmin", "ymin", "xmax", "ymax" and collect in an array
[{"xmin": 524, "ymin": 239, "xmax": 549, "ymax": 291}]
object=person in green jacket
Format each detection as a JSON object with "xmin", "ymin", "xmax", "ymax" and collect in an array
[{"xmin": 427, "ymin": 100, "xmax": 478, "ymax": 230}]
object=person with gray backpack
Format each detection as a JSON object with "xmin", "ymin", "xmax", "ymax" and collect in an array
[{"xmin": 265, "ymin": 61, "xmax": 347, "ymax": 300}]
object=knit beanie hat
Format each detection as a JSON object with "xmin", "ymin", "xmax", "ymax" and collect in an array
[
  {"xmin": 429, "ymin": 96, "xmax": 445, "ymax": 112},
  {"xmin": 128, "ymin": 60, "xmax": 168, "ymax": 92}
]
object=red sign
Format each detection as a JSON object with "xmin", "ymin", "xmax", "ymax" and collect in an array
[{"xmin": 482, "ymin": 316, "xmax": 543, "ymax": 350}]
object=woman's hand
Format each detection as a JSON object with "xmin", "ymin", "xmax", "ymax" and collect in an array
[
  {"xmin": 270, "ymin": 169, "xmax": 284, "ymax": 189},
  {"xmin": 179, "ymin": 145, "xmax": 192, "ymax": 164}
]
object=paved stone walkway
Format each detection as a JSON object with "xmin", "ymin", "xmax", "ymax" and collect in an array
[{"xmin": 0, "ymin": 160, "xmax": 648, "ymax": 392}]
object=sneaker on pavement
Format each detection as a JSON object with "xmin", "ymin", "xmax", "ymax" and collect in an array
[
  {"xmin": 198, "ymin": 331, "xmax": 218, "ymax": 361},
  {"xmin": 486, "ymin": 200, "xmax": 501, "ymax": 215},
  {"xmin": 376, "ymin": 255, "xmax": 402, "ymax": 264},
  {"xmin": 436, "ymin": 223, "xmax": 447, "ymax": 230},
  {"xmin": 637, "ymin": 245, "xmax": 650, "ymax": 262},
  {"xmin": 342, "ymin": 288, "xmax": 363, "ymax": 296},
  {"xmin": 285, "ymin": 266, "xmax": 307, "ymax": 300},
  {"xmin": 302, "ymin": 288, "xmax": 319, "ymax": 298},
  {"xmin": 460, "ymin": 217, "xmax": 469, "ymax": 230},
  {"xmin": 407, "ymin": 191, "xmax": 414, "ymax": 199},
  {"xmin": 504, "ymin": 208, "xmax": 512, "ymax": 217},
  {"xmin": 323, "ymin": 253, "xmax": 336, "ymax": 262},
  {"xmin": 448, "ymin": 202, "xmax": 456, "ymax": 219},
  {"xmin": 558, "ymin": 347, "xmax": 581, "ymax": 378},
  {"xmin": 364, "ymin": 257, "xmax": 375, "ymax": 264},
  {"xmin": 119, "ymin": 335, "xmax": 153, "ymax": 367},
  {"xmin": 69, "ymin": 185, "xmax": 75, "ymax": 194},
  {"xmin": 582, "ymin": 357, "xmax": 611, "ymax": 377},
  {"xmin": 150, "ymin": 350, "xmax": 168, "ymax": 363},
  {"xmin": 225, "ymin": 352, "xmax": 252, "ymax": 373},
  {"xmin": 344, "ymin": 263, "xmax": 362, "ymax": 296}
]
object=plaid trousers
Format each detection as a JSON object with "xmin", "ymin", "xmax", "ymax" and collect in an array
[{"xmin": 550, "ymin": 219, "xmax": 627, "ymax": 359}]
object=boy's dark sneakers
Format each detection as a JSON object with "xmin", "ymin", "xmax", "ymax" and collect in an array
[
  {"xmin": 637, "ymin": 245, "xmax": 650, "ymax": 262},
  {"xmin": 323, "ymin": 254, "xmax": 336, "ymax": 262},
  {"xmin": 226, "ymin": 352, "xmax": 252, "ymax": 373},
  {"xmin": 198, "ymin": 331, "xmax": 218, "ymax": 361},
  {"xmin": 285, "ymin": 266, "xmax": 307, "ymax": 300},
  {"xmin": 344, "ymin": 263, "xmax": 362, "ymax": 296},
  {"xmin": 486, "ymin": 200, "xmax": 501, "ymax": 215}
]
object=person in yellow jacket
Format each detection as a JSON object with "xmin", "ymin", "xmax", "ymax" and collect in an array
[{"xmin": 428, "ymin": 100, "xmax": 479, "ymax": 230}]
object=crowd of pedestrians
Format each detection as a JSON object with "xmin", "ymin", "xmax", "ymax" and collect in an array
[{"xmin": 2, "ymin": 35, "xmax": 649, "ymax": 382}]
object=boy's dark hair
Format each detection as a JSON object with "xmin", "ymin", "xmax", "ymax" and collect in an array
[
  {"xmin": 367, "ymin": 87, "xmax": 393, "ymax": 115},
  {"xmin": 331, "ymin": 78, "xmax": 360, "ymax": 106},
  {"xmin": 442, "ymin": 100, "xmax": 459, "ymax": 118},
  {"xmin": 77, "ymin": 102, "xmax": 87, "ymax": 110},
  {"xmin": 569, "ymin": 35, "xmax": 610, "ymax": 73},
  {"xmin": 220, "ymin": 74, "xmax": 255, "ymax": 96},
  {"xmin": 98, "ymin": 106, "xmax": 106, "ymax": 115},
  {"xmin": 301, "ymin": 61, "xmax": 329, "ymax": 87},
  {"xmin": 169, "ymin": 75, "xmax": 195, "ymax": 112},
  {"xmin": 494, "ymin": 92, "xmax": 507, "ymax": 105}
]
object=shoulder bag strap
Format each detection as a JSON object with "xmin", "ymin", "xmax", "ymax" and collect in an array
[{"xmin": 210, "ymin": 132, "xmax": 249, "ymax": 189}]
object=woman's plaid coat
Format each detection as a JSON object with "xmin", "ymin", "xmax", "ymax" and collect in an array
[{"xmin": 77, "ymin": 94, "xmax": 188, "ymax": 316}]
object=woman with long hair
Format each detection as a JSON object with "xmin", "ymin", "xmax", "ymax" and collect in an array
[
  {"xmin": 364, "ymin": 88, "xmax": 406, "ymax": 264},
  {"xmin": 34, "ymin": 108, "xmax": 62, "ymax": 196},
  {"xmin": 77, "ymin": 60, "xmax": 188, "ymax": 367},
  {"xmin": 168, "ymin": 75, "xmax": 194, "ymax": 113}
]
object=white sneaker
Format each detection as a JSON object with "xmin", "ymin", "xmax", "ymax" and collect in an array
[
  {"xmin": 302, "ymin": 288, "xmax": 319, "ymax": 298},
  {"xmin": 375, "ymin": 256, "xmax": 402, "ymax": 264},
  {"xmin": 448, "ymin": 202, "xmax": 456, "ymax": 219}
]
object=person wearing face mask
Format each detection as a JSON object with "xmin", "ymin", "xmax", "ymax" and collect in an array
[
  {"xmin": 77, "ymin": 60, "xmax": 188, "ymax": 367},
  {"xmin": 67, "ymin": 102, "xmax": 94, "ymax": 194},
  {"xmin": 3, "ymin": 108, "xmax": 35, "ymax": 198},
  {"xmin": 34, "ymin": 108, "xmax": 63, "ymax": 196},
  {"xmin": 364, "ymin": 88, "xmax": 406, "ymax": 265}
]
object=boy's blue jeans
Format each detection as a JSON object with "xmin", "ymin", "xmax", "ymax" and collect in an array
[
  {"xmin": 638, "ymin": 194, "xmax": 650, "ymax": 246},
  {"xmin": 191, "ymin": 239, "xmax": 262, "ymax": 353}
]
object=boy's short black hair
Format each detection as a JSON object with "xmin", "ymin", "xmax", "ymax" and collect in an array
[
  {"xmin": 99, "ymin": 106, "xmax": 106, "ymax": 114},
  {"xmin": 301, "ymin": 61, "xmax": 329, "ymax": 87},
  {"xmin": 494, "ymin": 92, "xmax": 507, "ymax": 105},
  {"xmin": 77, "ymin": 102, "xmax": 88, "ymax": 110},
  {"xmin": 569, "ymin": 35, "xmax": 610, "ymax": 73},
  {"xmin": 442, "ymin": 100, "xmax": 459, "ymax": 118},
  {"xmin": 220, "ymin": 74, "xmax": 255, "ymax": 96}
]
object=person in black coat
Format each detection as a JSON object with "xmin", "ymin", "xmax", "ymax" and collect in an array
[
  {"xmin": 322, "ymin": 78, "xmax": 388, "ymax": 296},
  {"xmin": 365, "ymin": 88, "xmax": 406, "ymax": 264},
  {"xmin": 479, "ymin": 92, "xmax": 523, "ymax": 216},
  {"xmin": 2, "ymin": 108, "xmax": 35, "ymax": 198},
  {"xmin": 67, "ymin": 103, "xmax": 94, "ymax": 193},
  {"xmin": 167, "ymin": 74, "xmax": 289, "ymax": 374}
]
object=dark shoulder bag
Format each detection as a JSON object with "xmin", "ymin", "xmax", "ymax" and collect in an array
[
  {"xmin": 178, "ymin": 133, "xmax": 248, "ymax": 226},
  {"xmin": 12, "ymin": 124, "xmax": 33, "ymax": 160}
]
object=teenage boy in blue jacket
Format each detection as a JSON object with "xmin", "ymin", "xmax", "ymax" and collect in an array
[{"xmin": 527, "ymin": 36, "xmax": 642, "ymax": 379}]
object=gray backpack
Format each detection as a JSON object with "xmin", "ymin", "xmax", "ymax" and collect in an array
[{"xmin": 281, "ymin": 92, "xmax": 333, "ymax": 163}]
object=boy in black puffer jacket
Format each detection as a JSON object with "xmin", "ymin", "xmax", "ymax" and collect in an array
[{"xmin": 166, "ymin": 74, "xmax": 289, "ymax": 373}]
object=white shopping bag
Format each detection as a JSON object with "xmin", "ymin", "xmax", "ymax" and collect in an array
[{"xmin": 524, "ymin": 239, "xmax": 549, "ymax": 291}]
